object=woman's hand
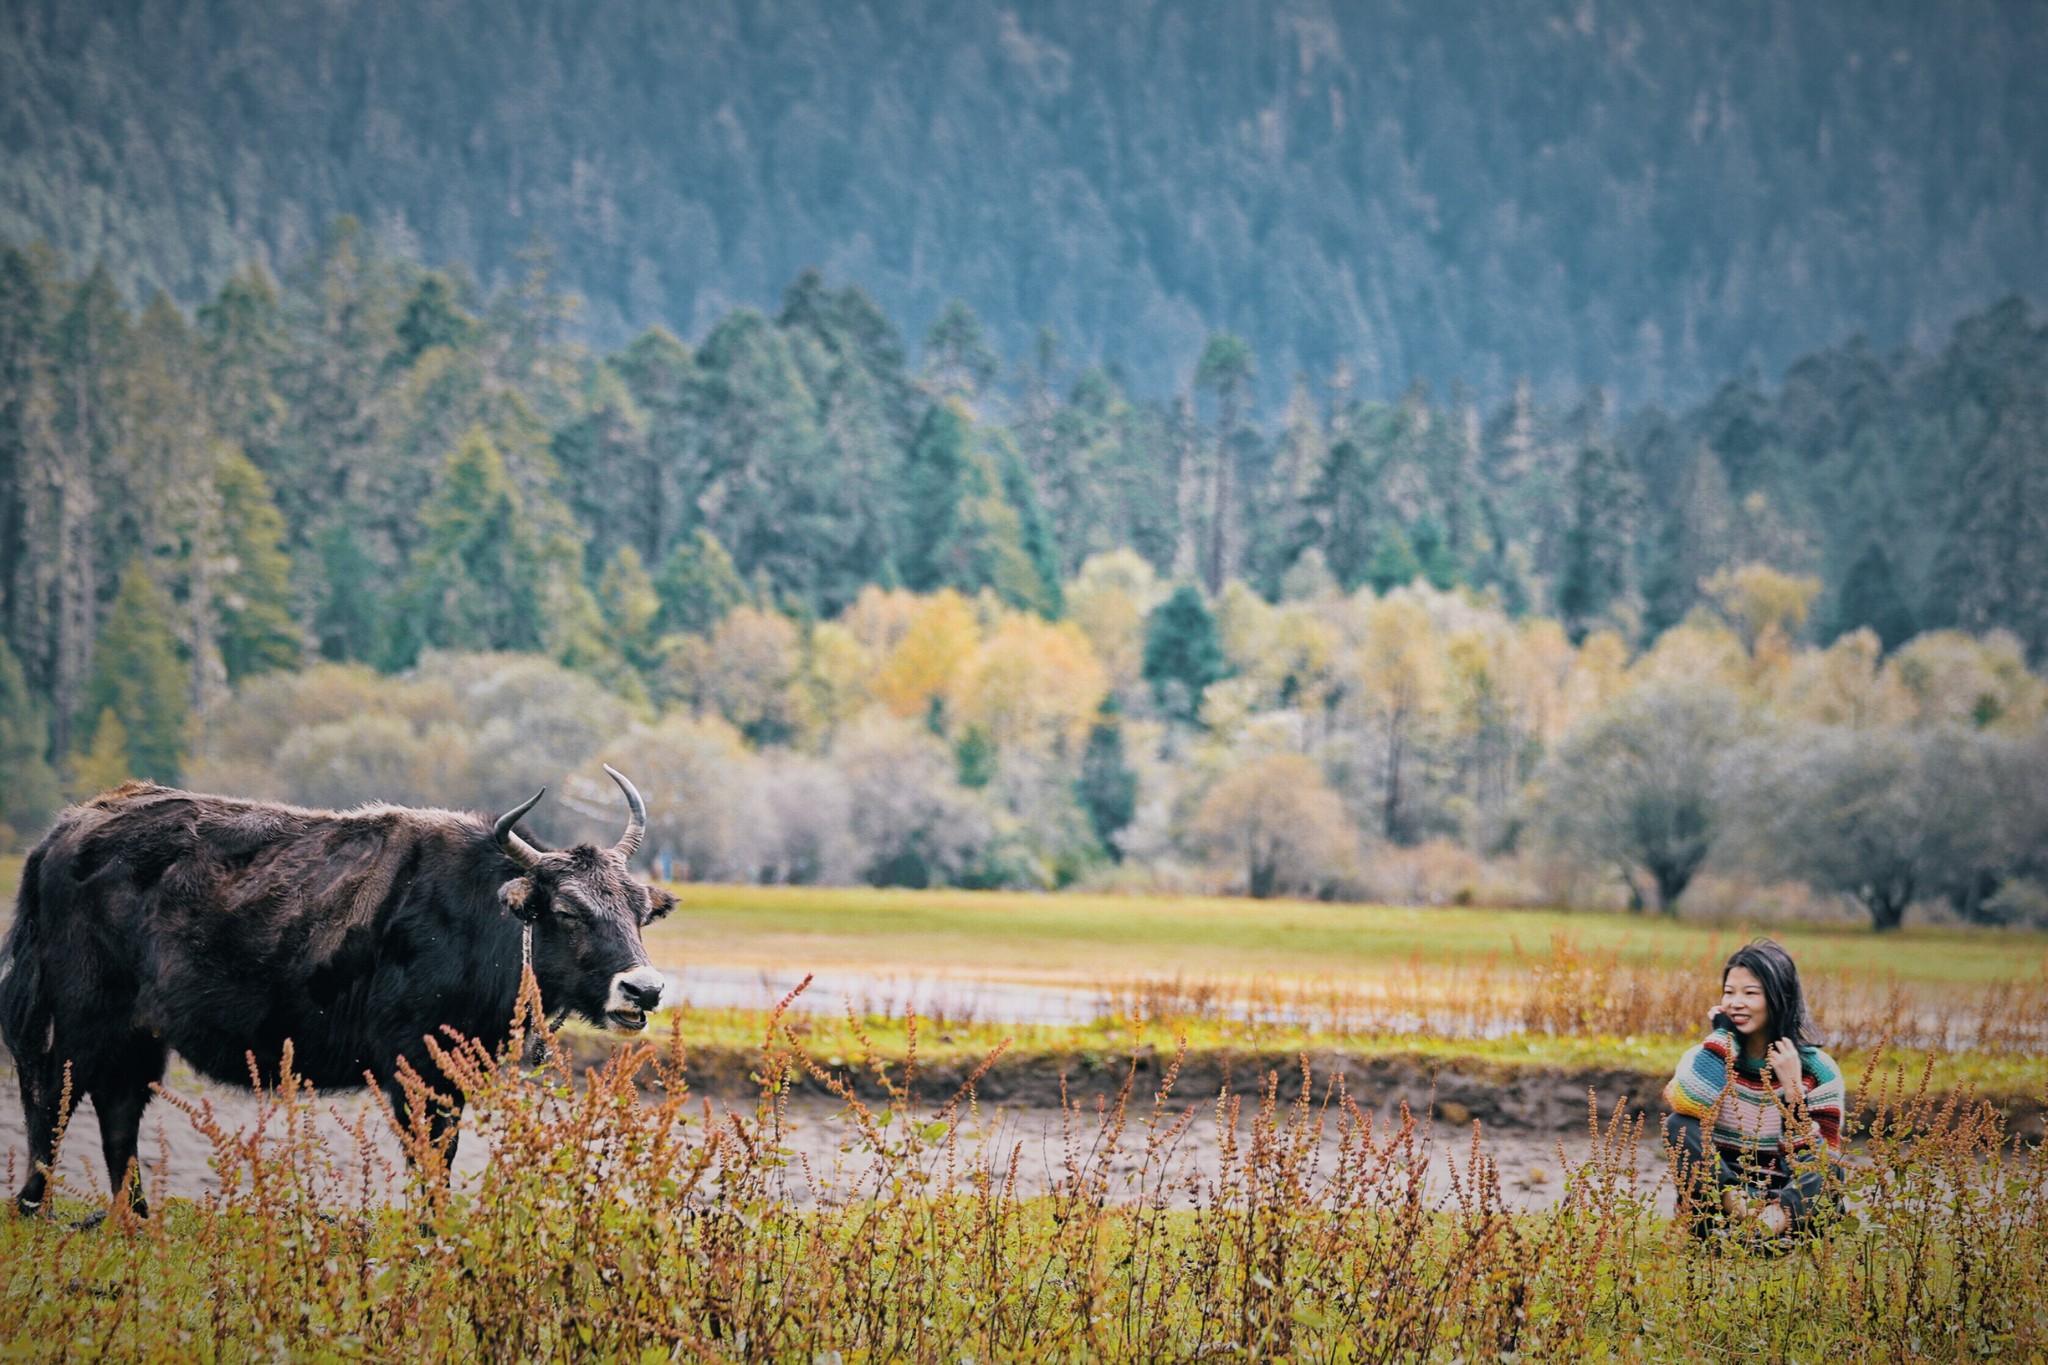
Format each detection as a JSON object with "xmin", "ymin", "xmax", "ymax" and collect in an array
[
  {"xmin": 1768, "ymin": 1038, "xmax": 1803, "ymax": 1094},
  {"xmin": 1706, "ymin": 1006, "xmax": 1725, "ymax": 1032}
]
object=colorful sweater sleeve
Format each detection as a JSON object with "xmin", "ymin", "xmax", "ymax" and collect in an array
[
  {"xmin": 1663, "ymin": 1027, "xmax": 1737, "ymax": 1120},
  {"xmin": 1784, "ymin": 1048, "xmax": 1846, "ymax": 1153}
]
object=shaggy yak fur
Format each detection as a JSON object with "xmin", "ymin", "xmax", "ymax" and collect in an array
[{"xmin": 0, "ymin": 774, "xmax": 674, "ymax": 1217}]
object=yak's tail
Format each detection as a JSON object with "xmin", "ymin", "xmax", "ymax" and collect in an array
[{"xmin": 0, "ymin": 842, "xmax": 48, "ymax": 1069}]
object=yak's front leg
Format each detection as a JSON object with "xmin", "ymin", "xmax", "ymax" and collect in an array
[{"xmin": 381, "ymin": 1070, "xmax": 464, "ymax": 1178}]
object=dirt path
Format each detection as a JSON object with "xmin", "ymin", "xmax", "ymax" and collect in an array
[{"xmin": 2, "ymin": 1058, "xmax": 1680, "ymax": 1215}]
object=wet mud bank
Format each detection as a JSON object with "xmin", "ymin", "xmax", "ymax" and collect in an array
[{"xmin": 566, "ymin": 1037, "xmax": 2048, "ymax": 1139}]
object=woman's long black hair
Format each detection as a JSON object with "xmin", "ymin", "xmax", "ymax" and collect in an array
[{"xmin": 1723, "ymin": 938, "xmax": 1820, "ymax": 1049}]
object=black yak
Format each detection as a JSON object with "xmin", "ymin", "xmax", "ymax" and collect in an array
[{"xmin": 0, "ymin": 767, "xmax": 674, "ymax": 1216}]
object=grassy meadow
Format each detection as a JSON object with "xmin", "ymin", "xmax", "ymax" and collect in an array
[
  {"xmin": 647, "ymin": 880, "xmax": 2048, "ymax": 986},
  {"xmin": 2, "ymin": 988, "xmax": 2044, "ymax": 1360},
  {"xmin": 2, "ymin": 850, "xmax": 2047, "ymax": 1357},
  {"xmin": 10, "ymin": 854, "xmax": 2043, "ymax": 987}
]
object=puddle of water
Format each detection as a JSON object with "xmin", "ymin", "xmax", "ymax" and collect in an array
[
  {"xmin": 656, "ymin": 965, "xmax": 1527, "ymax": 1037},
  {"xmin": 661, "ymin": 965, "xmax": 1101, "ymax": 1027}
]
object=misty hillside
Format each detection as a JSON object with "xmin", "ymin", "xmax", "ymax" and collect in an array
[{"xmin": 4, "ymin": 0, "xmax": 2046, "ymax": 405}]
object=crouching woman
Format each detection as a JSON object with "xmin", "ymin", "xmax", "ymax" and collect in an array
[{"xmin": 1663, "ymin": 939, "xmax": 1846, "ymax": 1239}]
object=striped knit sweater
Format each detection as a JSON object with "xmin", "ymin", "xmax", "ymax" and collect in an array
[{"xmin": 1664, "ymin": 1028, "xmax": 1845, "ymax": 1161}]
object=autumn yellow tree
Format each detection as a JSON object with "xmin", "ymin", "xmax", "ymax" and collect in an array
[
  {"xmin": 1703, "ymin": 562, "xmax": 1824, "ymax": 654},
  {"xmin": 1063, "ymin": 550, "xmax": 1162, "ymax": 697},
  {"xmin": 869, "ymin": 590, "xmax": 981, "ymax": 722},
  {"xmin": 687, "ymin": 606, "xmax": 808, "ymax": 744},
  {"xmin": 1885, "ymin": 630, "xmax": 2043, "ymax": 730},
  {"xmin": 1769, "ymin": 628, "xmax": 1912, "ymax": 728},
  {"xmin": 950, "ymin": 613, "xmax": 1108, "ymax": 755},
  {"xmin": 1341, "ymin": 592, "xmax": 1446, "ymax": 841},
  {"xmin": 1190, "ymin": 752, "xmax": 1357, "ymax": 898}
]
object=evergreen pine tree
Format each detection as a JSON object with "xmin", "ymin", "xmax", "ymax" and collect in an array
[
  {"xmin": 275, "ymin": 218, "xmax": 401, "ymax": 561},
  {"xmin": 900, "ymin": 400, "xmax": 1047, "ymax": 611},
  {"xmin": 313, "ymin": 522, "xmax": 383, "ymax": 662},
  {"xmin": 215, "ymin": 449, "xmax": 301, "ymax": 679},
  {"xmin": 1366, "ymin": 526, "xmax": 1423, "ymax": 595},
  {"xmin": 1557, "ymin": 441, "xmax": 1644, "ymax": 642},
  {"xmin": 1410, "ymin": 514, "xmax": 1460, "ymax": 590},
  {"xmin": 777, "ymin": 275, "xmax": 911, "ymax": 608},
  {"xmin": 1642, "ymin": 448, "xmax": 1735, "ymax": 634},
  {"xmin": 989, "ymin": 424, "xmax": 1062, "ymax": 614},
  {"xmin": 391, "ymin": 425, "xmax": 548, "ymax": 666},
  {"xmin": 78, "ymin": 557, "xmax": 188, "ymax": 782},
  {"xmin": 0, "ymin": 244, "xmax": 58, "ymax": 721},
  {"xmin": 1295, "ymin": 438, "xmax": 1377, "ymax": 590},
  {"xmin": 922, "ymin": 299, "xmax": 999, "ymax": 398},
  {"xmin": 610, "ymin": 325, "xmax": 696, "ymax": 564},
  {"xmin": 1929, "ymin": 386, "xmax": 2048, "ymax": 662},
  {"xmin": 1252, "ymin": 377, "xmax": 1328, "ymax": 593},
  {"xmin": 392, "ymin": 271, "xmax": 479, "ymax": 366},
  {"xmin": 0, "ymin": 635, "xmax": 61, "ymax": 843},
  {"xmin": 553, "ymin": 364, "xmax": 655, "ymax": 574},
  {"xmin": 70, "ymin": 706, "xmax": 132, "ymax": 797},
  {"xmin": 597, "ymin": 543, "xmax": 662, "ymax": 669},
  {"xmin": 655, "ymin": 529, "xmax": 747, "ymax": 636},
  {"xmin": 43, "ymin": 262, "xmax": 133, "ymax": 756},
  {"xmin": 1833, "ymin": 542, "xmax": 1917, "ymax": 651},
  {"xmin": 1142, "ymin": 586, "xmax": 1227, "ymax": 723},
  {"xmin": 1075, "ymin": 699, "xmax": 1138, "ymax": 858},
  {"xmin": 954, "ymin": 726, "xmax": 997, "ymax": 789},
  {"xmin": 691, "ymin": 308, "xmax": 840, "ymax": 609},
  {"xmin": 901, "ymin": 402, "xmax": 974, "ymax": 591},
  {"xmin": 1194, "ymin": 334, "xmax": 1256, "ymax": 592},
  {"xmin": 197, "ymin": 264, "xmax": 288, "ymax": 483}
]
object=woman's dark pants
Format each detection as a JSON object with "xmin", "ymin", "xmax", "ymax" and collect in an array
[{"xmin": 1663, "ymin": 1113, "xmax": 1835, "ymax": 1237}]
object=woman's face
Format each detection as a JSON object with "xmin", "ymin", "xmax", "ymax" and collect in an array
[{"xmin": 1720, "ymin": 965, "xmax": 1771, "ymax": 1038}]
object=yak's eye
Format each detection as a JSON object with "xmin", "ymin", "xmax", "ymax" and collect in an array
[{"xmin": 553, "ymin": 889, "xmax": 599, "ymax": 923}]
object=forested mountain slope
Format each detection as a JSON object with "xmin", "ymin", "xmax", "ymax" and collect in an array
[
  {"xmin": 2, "ymin": 232, "xmax": 2046, "ymax": 923},
  {"xmin": 4, "ymin": 0, "xmax": 2046, "ymax": 405}
]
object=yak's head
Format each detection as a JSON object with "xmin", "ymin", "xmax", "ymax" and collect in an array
[{"xmin": 490, "ymin": 766, "xmax": 676, "ymax": 1033}]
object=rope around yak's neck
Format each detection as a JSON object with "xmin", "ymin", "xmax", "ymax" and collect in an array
[{"xmin": 516, "ymin": 919, "xmax": 569, "ymax": 1067}]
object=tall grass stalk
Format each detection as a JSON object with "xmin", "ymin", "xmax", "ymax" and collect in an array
[{"xmin": 2, "ymin": 967, "xmax": 2043, "ymax": 1360}]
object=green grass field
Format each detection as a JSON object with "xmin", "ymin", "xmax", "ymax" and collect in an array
[
  {"xmin": 5, "ymin": 857, "xmax": 2045, "ymax": 1359},
  {"xmin": 647, "ymin": 882, "xmax": 2048, "ymax": 987},
  {"xmin": 8, "ymin": 853, "xmax": 2047, "ymax": 988}
]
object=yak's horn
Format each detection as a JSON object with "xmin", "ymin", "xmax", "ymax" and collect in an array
[
  {"xmin": 605, "ymin": 765, "xmax": 646, "ymax": 859},
  {"xmin": 493, "ymin": 788, "xmax": 546, "ymax": 869}
]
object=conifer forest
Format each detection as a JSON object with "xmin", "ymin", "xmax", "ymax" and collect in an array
[{"xmin": 2, "ymin": 0, "xmax": 2047, "ymax": 929}]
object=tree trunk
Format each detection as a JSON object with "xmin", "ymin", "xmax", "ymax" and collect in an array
[
  {"xmin": 1205, "ymin": 396, "xmax": 1238, "ymax": 593},
  {"xmin": 1653, "ymin": 861, "xmax": 1694, "ymax": 917},
  {"xmin": 1863, "ymin": 882, "xmax": 1911, "ymax": 932},
  {"xmin": 1382, "ymin": 712, "xmax": 1405, "ymax": 841},
  {"xmin": 1619, "ymin": 865, "xmax": 1647, "ymax": 914},
  {"xmin": 1171, "ymin": 405, "xmax": 1203, "ymax": 582},
  {"xmin": 52, "ymin": 467, "xmax": 96, "ymax": 757}
]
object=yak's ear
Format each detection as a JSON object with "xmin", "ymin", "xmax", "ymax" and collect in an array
[
  {"xmin": 499, "ymin": 876, "xmax": 547, "ymax": 922},
  {"xmin": 645, "ymin": 885, "xmax": 676, "ymax": 923}
]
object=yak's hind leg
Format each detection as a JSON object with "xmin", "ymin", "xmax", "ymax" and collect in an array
[
  {"xmin": 88, "ymin": 1034, "xmax": 169, "ymax": 1218},
  {"xmin": 12, "ymin": 1045, "xmax": 64, "ymax": 1218}
]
